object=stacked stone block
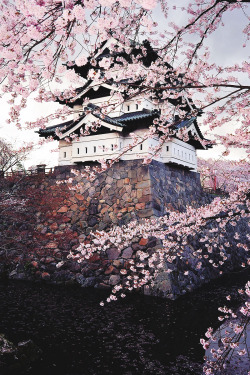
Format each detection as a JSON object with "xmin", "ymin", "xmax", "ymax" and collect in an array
[{"xmin": 0, "ymin": 160, "xmax": 247, "ymax": 299}]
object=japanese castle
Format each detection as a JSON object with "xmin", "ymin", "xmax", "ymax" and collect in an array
[{"xmin": 38, "ymin": 38, "xmax": 210, "ymax": 171}]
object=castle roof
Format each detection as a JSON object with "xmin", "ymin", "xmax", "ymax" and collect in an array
[
  {"xmin": 37, "ymin": 105, "xmax": 159, "ymax": 139},
  {"xmin": 66, "ymin": 38, "xmax": 159, "ymax": 80},
  {"xmin": 54, "ymin": 38, "xmax": 197, "ymax": 113},
  {"xmin": 37, "ymin": 104, "xmax": 210, "ymax": 149},
  {"xmin": 37, "ymin": 37, "xmax": 211, "ymax": 151}
]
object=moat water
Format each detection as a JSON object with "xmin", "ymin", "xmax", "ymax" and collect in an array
[{"xmin": 0, "ymin": 270, "xmax": 249, "ymax": 375}]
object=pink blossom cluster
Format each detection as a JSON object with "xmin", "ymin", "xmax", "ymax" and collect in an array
[
  {"xmin": 0, "ymin": 0, "xmax": 248, "ymax": 154},
  {"xmin": 67, "ymin": 182, "xmax": 249, "ymax": 305},
  {"xmin": 202, "ymin": 281, "xmax": 250, "ymax": 375},
  {"xmin": 198, "ymin": 157, "xmax": 250, "ymax": 193}
]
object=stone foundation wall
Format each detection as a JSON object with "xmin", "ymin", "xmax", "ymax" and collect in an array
[
  {"xmin": 0, "ymin": 160, "xmax": 248, "ymax": 298},
  {"xmin": 52, "ymin": 160, "xmax": 214, "ymax": 228},
  {"xmin": 148, "ymin": 161, "xmax": 211, "ymax": 214}
]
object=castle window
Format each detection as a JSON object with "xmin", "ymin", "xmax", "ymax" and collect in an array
[
  {"xmin": 166, "ymin": 146, "xmax": 169, "ymax": 152},
  {"xmin": 77, "ymin": 148, "xmax": 79, "ymax": 154},
  {"xmin": 136, "ymin": 104, "xmax": 139, "ymax": 110},
  {"xmin": 64, "ymin": 152, "xmax": 66, "ymax": 158},
  {"xmin": 102, "ymin": 145, "xmax": 105, "ymax": 152},
  {"xmin": 127, "ymin": 105, "xmax": 130, "ymax": 111},
  {"xmin": 189, "ymin": 154, "xmax": 190, "ymax": 160},
  {"xmin": 140, "ymin": 144, "xmax": 143, "ymax": 151},
  {"xmin": 85, "ymin": 147, "xmax": 88, "ymax": 153},
  {"xmin": 111, "ymin": 144, "xmax": 114, "ymax": 151},
  {"xmin": 94, "ymin": 146, "xmax": 96, "ymax": 153}
]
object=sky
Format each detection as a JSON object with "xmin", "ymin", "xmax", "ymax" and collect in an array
[
  {"xmin": 0, "ymin": 96, "xmax": 60, "ymax": 168},
  {"xmin": 0, "ymin": 1, "xmax": 249, "ymax": 169}
]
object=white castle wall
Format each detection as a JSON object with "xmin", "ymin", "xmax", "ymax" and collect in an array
[
  {"xmin": 58, "ymin": 130, "xmax": 197, "ymax": 170},
  {"xmin": 72, "ymin": 95, "xmax": 156, "ymax": 118}
]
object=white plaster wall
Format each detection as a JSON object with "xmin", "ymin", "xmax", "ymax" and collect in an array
[
  {"xmin": 161, "ymin": 138, "xmax": 197, "ymax": 170},
  {"xmin": 58, "ymin": 131, "xmax": 197, "ymax": 170},
  {"xmin": 120, "ymin": 132, "xmax": 197, "ymax": 170},
  {"xmin": 87, "ymin": 97, "xmax": 155, "ymax": 118},
  {"xmin": 120, "ymin": 99, "xmax": 154, "ymax": 114},
  {"xmin": 58, "ymin": 140, "xmax": 72, "ymax": 166},
  {"xmin": 71, "ymin": 132, "xmax": 121, "ymax": 162}
]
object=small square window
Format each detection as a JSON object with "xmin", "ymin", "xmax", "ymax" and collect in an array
[
  {"xmin": 166, "ymin": 146, "xmax": 169, "ymax": 152},
  {"xmin": 102, "ymin": 145, "xmax": 105, "ymax": 152},
  {"xmin": 94, "ymin": 146, "xmax": 96, "ymax": 153},
  {"xmin": 64, "ymin": 152, "xmax": 66, "ymax": 158},
  {"xmin": 127, "ymin": 105, "xmax": 130, "ymax": 111},
  {"xmin": 85, "ymin": 147, "xmax": 88, "ymax": 153},
  {"xmin": 111, "ymin": 144, "xmax": 114, "ymax": 151}
]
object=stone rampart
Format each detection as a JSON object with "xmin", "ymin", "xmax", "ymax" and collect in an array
[
  {"xmin": 0, "ymin": 160, "xmax": 248, "ymax": 299},
  {"xmin": 52, "ymin": 160, "xmax": 214, "ymax": 228}
]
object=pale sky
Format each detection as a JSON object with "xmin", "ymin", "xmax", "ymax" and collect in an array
[{"xmin": 0, "ymin": 2, "xmax": 249, "ymax": 169}]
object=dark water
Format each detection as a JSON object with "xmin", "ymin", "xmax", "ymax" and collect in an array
[{"xmin": 0, "ymin": 270, "xmax": 249, "ymax": 375}]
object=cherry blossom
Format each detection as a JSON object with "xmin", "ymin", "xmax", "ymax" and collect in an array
[
  {"xmin": 0, "ymin": 0, "xmax": 248, "ymax": 147},
  {"xmin": 0, "ymin": 1, "xmax": 249, "ymax": 372},
  {"xmin": 67, "ymin": 182, "xmax": 249, "ymax": 306},
  {"xmin": 202, "ymin": 281, "xmax": 250, "ymax": 374}
]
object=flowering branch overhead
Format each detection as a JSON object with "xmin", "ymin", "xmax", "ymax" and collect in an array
[{"xmin": 0, "ymin": 0, "xmax": 248, "ymax": 153}]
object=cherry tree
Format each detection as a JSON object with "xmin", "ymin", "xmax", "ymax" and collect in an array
[
  {"xmin": 0, "ymin": 139, "xmax": 33, "ymax": 262},
  {"xmin": 67, "ymin": 182, "xmax": 249, "ymax": 301},
  {"xmin": 65, "ymin": 179, "xmax": 249, "ymax": 373},
  {"xmin": 0, "ymin": 1, "xmax": 249, "ymax": 374},
  {"xmin": 198, "ymin": 157, "xmax": 250, "ymax": 193},
  {"xmin": 201, "ymin": 281, "xmax": 250, "ymax": 375},
  {"xmin": 0, "ymin": 0, "xmax": 249, "ymax": 155},
  {"xmin": 0, "ymin": 138, "xmax": 32, "ymax": 176}
]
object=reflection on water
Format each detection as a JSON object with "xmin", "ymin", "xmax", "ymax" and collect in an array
[
  {"xmin": 0, "ymin": 270, "xmax": 248, "ymax": 375},
  {"xmin": 205, "ymin": 313, "xmax": 250, "ymax": 374}
]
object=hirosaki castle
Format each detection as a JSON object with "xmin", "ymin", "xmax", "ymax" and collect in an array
[{"xmin": 38, "ymin": 38, "xmax": 210, "ymax": 171}]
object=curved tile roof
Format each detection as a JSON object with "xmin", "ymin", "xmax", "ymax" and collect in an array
[{"xmin": 37, "ymin": 106, "xmax": 158, "ymax": 139}]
